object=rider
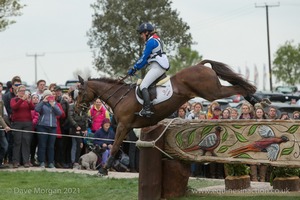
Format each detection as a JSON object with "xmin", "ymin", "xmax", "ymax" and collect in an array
[{"xmin": 128, "ymin": 22, "xmax": 170, "ymax": 117}]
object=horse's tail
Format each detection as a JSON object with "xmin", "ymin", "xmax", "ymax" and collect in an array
[{"xmin": 200, "ymin": 59, "xmax": 257, "ymax": 95}]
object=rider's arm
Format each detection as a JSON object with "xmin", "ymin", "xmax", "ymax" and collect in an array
[{"xmin": 134, "ymin": 38, "xmax": 158, "ymax": 70}]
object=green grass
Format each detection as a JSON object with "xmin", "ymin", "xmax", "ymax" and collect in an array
[
  {"xmin": 0, "ymin": 171, "xmax": 138, "ymax": 200},
  {"xmin": 0, "ymin": 171, "xmax": 299, "ymax": 200}
]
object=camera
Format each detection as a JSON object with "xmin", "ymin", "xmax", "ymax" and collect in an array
[{"xmin": 47, "ymin": 96, "xmax": 55, "ymax": 101}]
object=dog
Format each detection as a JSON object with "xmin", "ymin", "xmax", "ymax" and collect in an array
[{"xmin": 79, "ymin": 145, "xmax": 105, "ymax": 170}]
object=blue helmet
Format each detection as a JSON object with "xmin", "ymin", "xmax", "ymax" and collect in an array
[{"xmin": 137, "ymin": 23, "xmax": 154, "ymax": 34}]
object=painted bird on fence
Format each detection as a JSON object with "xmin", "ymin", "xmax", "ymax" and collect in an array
[
  {"xmin": 229, "ymin": 134, "xmax": 289, "ymax": 161},
  {"xmin": 183, "ymin": 126, "xmax": 222, "ymax": 156}
]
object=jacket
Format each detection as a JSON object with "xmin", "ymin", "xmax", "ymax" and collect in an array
[
  {"xmin": 35, "ymin": 101, "xmax": 62, "ymax": 127},
  {"xmin": 10, "ymin": 97, "xmax": 35, "ymax": 122},
  {"xmin": 88, "ymin": 105, "xmax": 109, "ymax": 132}
]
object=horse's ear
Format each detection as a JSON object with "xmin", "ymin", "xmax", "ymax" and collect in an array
[{"xmin": 78, "ymin": 75, "xmax": 84, "ymax": 85}]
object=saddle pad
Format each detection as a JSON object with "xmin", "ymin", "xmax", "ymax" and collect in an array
[{"xmin": 135, "ymin": 79, "xmax": 173, "ymax": 105}]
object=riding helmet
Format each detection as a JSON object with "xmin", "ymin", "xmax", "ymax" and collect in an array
[{"xmin": 137, "ymin": 22, "xmax": 154, "ymax": 34}]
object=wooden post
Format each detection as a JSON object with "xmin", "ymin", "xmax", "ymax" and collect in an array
[
  {"xmin": 161, "ymin": 159, "xmax": 190, "ymax": 199},
  {"xmin": 138, "ymin": 124, "xmax": 165, "ymax": 200}
]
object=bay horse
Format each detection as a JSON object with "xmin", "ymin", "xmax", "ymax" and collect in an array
[{"xmin": 76, "ymin": 59, "xmax": 257, "ymax": 175}]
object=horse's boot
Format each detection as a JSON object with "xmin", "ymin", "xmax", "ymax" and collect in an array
[{"xmin": 140, "ymin": 88, "xmax": 154, "ymax": 118}]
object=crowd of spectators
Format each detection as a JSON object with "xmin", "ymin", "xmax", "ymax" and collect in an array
[
  {"xmin": 0, "ymin": 76, "xmax": 139, "ymax": 172},
  {"xmin": 174, "ymin": 98, "xmax": 300, "ymax": 182}
]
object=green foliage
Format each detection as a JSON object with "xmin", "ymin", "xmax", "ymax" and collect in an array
[
  {"xmin": 0, "ymin": 0, "xmax": 24, "ymax": 32},
  {"xmin": 269, "ymin": 166, "xmax": 300, "ymax": 186},
  {"xmin": 273, "ymin": 41, "xmax": 300, "ymax": 85},
  {"xmin": 224, "ymin": 163, "xmax": 250, "ymax": 176},
  {"xmin": 88, "ymin": 0, "xmax": 193, "ymax": 76},
  {"xmin": 168, "ymin": 47, "xmax": 202, "ymax": 75}
]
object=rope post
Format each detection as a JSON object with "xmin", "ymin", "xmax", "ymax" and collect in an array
[{"xmin": 138, "ymin": 124, "xmax": 165, "ymax": 200}]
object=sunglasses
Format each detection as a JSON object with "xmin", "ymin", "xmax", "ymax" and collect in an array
[{"xmin": 14, "ymin": 83, "xmax": 22, "ymax": 87}]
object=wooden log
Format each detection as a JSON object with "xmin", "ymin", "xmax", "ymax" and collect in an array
[
  {"xmin": 161, "ymin": 159, "xmax": 190, "ymax": 199},
  {"xmin": 273, "ymin": 176, "xmax": 300, "ymax": 191},
  {"xmin": 138, "ymin": 124, "xmax": 165, "ymax": 200},
  {"xmin": 225, "ymin": 175, "xmax": 251, "ymax": 190}
]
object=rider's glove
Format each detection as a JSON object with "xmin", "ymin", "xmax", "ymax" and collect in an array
[{"xmin": 127, "ymin": 67, "xmax": 137, "ymax": 76}]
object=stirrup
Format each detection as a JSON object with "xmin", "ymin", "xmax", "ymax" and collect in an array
[{"xmin": 138, "ymin": 109, "xmax": 154, "ymax": 118}]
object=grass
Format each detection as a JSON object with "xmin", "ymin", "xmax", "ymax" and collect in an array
[
  {"xmin": 0, "ymin": 171, "xmax": 299, "ymax": 200},
  {"xmin": 0, "ymin": 171, "xmax": 137, "ymax": 200}
]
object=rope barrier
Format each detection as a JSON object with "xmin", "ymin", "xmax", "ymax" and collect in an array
[
  {"xmin": 135, "ymin": 118, "xmax": 178, "ymax": 160},
  {"xmin": 0, "ymin": 128, "xmax": 137, "ymax": 144}
]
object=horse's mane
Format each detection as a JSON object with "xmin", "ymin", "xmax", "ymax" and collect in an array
[{"xmin": 88, "ymin": 77, "xmax": 126, "ymax": 85}]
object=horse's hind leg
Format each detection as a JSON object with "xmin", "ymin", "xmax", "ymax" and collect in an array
[{"xmin": 203, "ymin": 85, "xmax": 247, "ymax": 101}]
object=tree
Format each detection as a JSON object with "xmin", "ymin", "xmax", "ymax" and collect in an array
[
  {"xmin": 0, "ymin": 0, "xmax": 24, "ymax": 32},
  {"xmin": 88, "ymin": 0, "xmax": 193, "ymax": 76},
  {"xmin": 168, "ymin": 47, "xmax": 202, "ymax": 75},
  {"xmin": 273, "ymin": 41, "xmax": 300, "ymax": 85}
]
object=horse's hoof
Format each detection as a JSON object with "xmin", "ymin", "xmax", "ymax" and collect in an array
[{"xmin": 98, "ymin": 167, "xmax": 108, "ymax": 176}]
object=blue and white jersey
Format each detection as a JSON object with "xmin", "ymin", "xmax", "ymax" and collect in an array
[{"xmin": 134, "ymin": 34, "xmax": 169, "ymax": 70}]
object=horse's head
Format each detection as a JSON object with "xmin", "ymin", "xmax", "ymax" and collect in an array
[{"xmin": 75, "ymin": 75, "xmax": 96, "ymax": 112}]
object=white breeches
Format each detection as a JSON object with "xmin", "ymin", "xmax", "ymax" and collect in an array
[{"xmin": 139, "ymin": 62, "xmax": 166, "ymax": 90}]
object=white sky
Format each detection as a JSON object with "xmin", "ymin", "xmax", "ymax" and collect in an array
[{"xmin": 0, "ymin": 0, "xmax": 300, "ymax": 90}]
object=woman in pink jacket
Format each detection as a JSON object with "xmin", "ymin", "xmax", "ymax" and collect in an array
[{"xmin": 88, "ymin": 98, "xmax": 110, "ymax": 133}]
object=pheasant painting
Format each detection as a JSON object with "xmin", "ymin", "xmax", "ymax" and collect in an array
[
  {"xmin": 229, "ymin": 125, "xmax": 289, "ymax": 161},
  {"xmin": 183, "ymin": 126, "xmax": 222, "ymax": 156}
]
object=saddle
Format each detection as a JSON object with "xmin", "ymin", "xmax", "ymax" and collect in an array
[{"xmin": 136, "ymin": 73, "xmax": 169, "ymax": 101}]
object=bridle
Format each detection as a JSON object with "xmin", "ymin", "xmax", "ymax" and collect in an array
[{"xmin": 76, "ymin": 75, "xmax": 132, "ymax": 113}]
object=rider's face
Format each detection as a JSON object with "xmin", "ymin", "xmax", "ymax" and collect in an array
[{"xmin": 140, "ymin": 32, "xmax": 147, "ymax": 42}]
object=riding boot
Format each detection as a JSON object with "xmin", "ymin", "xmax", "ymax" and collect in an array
[
  {"xmin": 140, "ymin": 88, "xmax": 154, "ymax": 118},
  {"xmin": 259, "ymin": 165, "xmax": 267, "ymax": 182},
  {"xmin": 250, "ymin": 165, "xmax": 258, "ymax": 182}
]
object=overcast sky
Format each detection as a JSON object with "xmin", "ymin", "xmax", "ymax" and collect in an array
[{"xmin": 1, "ymin": 0, "xmax": 299, "ymax": 90}]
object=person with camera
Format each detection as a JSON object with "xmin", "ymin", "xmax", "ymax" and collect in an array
[
  {"xmin": 10, "ymin": 85, "xmax": 35, "ymax": 168},
  {"xmin": 35, "ymin": 90, "xmax": 62, "ymax": 168}
]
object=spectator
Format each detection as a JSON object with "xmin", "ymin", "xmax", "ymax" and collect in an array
[
  {"xmin": 267, "ymin": 106, "xmax": 278, "ymax": 119},
  {"xmin": 48, "ymin": 83, "xmax": 57, "ymax": 92},
  {"xmin": 254, "ymin": 107, "xmax": 267, "ymax": 120},
  {"xmin": 35, "ymin": 90, "xmax": 62, "ymax": 168},
  {"xmin": 32, "ymin": 79, "xmax": 46, "ymax": 101},
  {"xmin": 30, "ymin": 94, "xmax": 40, "ymax": 166},
  {"xmin": 4, "ymin": 81, "xmax": 12, "ymax": 94},
  {"xmin": 239, "ymin": 102, "xmax": 253, "ymax": 119},
  {"xmin": 279, "ymin": 112, "xmax": 290, "ymax": 120},
  {"xmin": 230, "ymin": 108, "xmax": 239, "ymax": 119},
  {"xmin": 207, "ymin": 101, "xmax": 220, "ymax": 119},
  {"xmin": 187, "ymin": 102, "xmax": 203, "ymax": 120},
  {"xmin": 88, "ymin": 98, "xmax": 110, "ymax": 133},
  {"xmin": 292, "ymin": 111, "xmax": 300, "ymax": 120},
  {"xmin": 211, "ymin": 106, "xmax": 222, "ymax": 120},
  {"xmin": 2, "ymin": 76, "xmax": 22, "ymax": 165},
  {"xmin": 10, "ymin": 85, "xmax": 34, "ymax": 168},
  {"xmin": 51, "ymin": 90, "xmax": 66, "ymax": 168},
  {"xmin": 68, "ymin": 100, "xmax": 88, "ymax": 169},
  {"xmin": 177, "ymin": 107, "xmax": 187, "ymax": 119},
  {"xmin": 0, "ymin": 100, "xmax": 11, "ymax": 168},
  {"xmin": 181, "ymin": 102, "xmax": 191, "ymax": 118},
  {"xmin": 55, "ymin": 85, "xmax": 72, "ymax": 168},
  {"xmin": 221, "ymin": 108, "xmax": 231, "ymax": 119},
  {"xmin": 93, "ymin": 118, "xmax": 115, "ymax": 167},
  {"xmin": 198, "ymin": 112, "xmax": 207, "ymax": 119}
]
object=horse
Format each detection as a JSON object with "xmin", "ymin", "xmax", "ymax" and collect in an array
[{"xmin": 76, "ymin": 59, "xmax": 257, "ymax": 175}]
